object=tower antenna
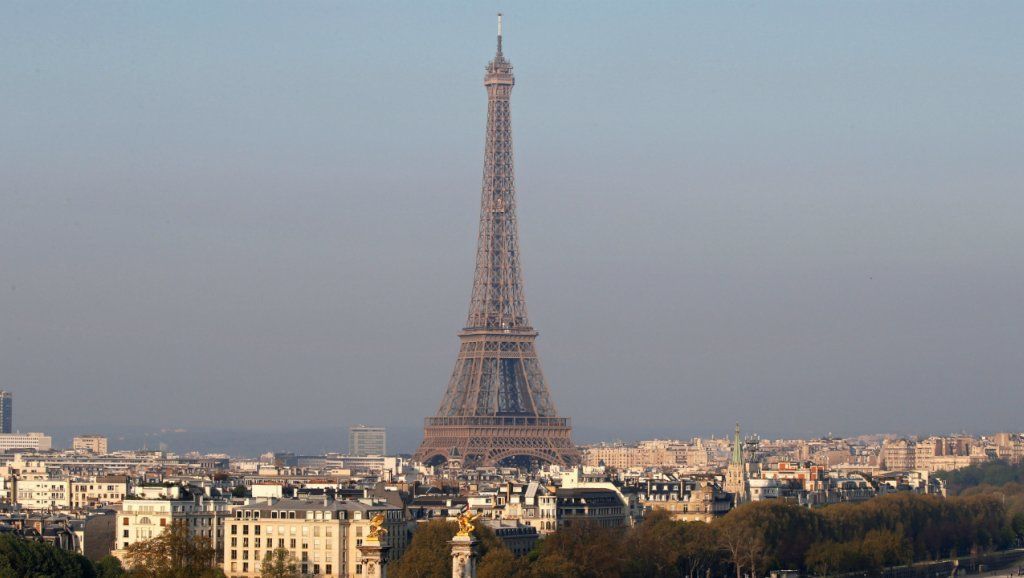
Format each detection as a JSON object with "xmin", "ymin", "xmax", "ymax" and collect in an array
[{"xmin": 497, "ymin": 13, "xmax": 503, "ymax": 55}]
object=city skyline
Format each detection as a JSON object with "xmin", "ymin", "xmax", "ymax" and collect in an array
[{"xmin": 3, "ymin": 4, "xmax": 1023, "ymax": 441}]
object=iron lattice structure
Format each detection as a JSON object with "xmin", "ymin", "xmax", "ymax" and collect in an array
[{"xmin": 414, "ymin": 19, "xmax": 580, "ymax": 468}]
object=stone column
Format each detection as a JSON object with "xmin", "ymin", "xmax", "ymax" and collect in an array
[
  {"xmin": 357, "ymin": 539, "xmax": 391, "ymax": 578},
  {"xmin": 450, "ymin": 534, "xmax": 479, "ymax": 578}
]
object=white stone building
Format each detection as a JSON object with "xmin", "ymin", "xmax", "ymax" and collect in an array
[{"xmin": 222, "ymin": 498, "xmax": 407, "ymax": 578}]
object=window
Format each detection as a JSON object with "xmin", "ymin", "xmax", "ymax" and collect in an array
[
  {"xmin": 123, "ymin": 530, "xmax": 129, "ymax": 538},
  {"xmin": 356, "ymin": 564, "xmax": 363, "ymax": 574},
  {"xmin": 326, "ymin": 564, "xmax": 332, "ymax": 575},
  {"xmin": 290, "ymin": 539, "xmax": 296, "ymax": 548},
  {"xmin": 243, "ymin": 525, "xmax": 249, "ymax": 535},
  {"xmin": 314, "ymin": 564, "xmax": 320, "ymax": 574},
  {"xmin": 231, "ymin": 525, "xmax": 238, "ymax": 535},
  {"xmin": 123, "ymin": 518, "xmax": 129, "ymax": 526}
]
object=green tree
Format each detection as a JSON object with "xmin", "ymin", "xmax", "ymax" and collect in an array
[
  {"xmin": 123, "ymin": 521, "xmax": 221, "ymax": 578},
  {"xmin": 0, "ymin": 534, "xmax": 97, "ymax": 577},
  {"xmin": 391, "ymin": 519, "xmax": 516, "ymax": 578},
  {"xmin": 936, "ymin": 461, "xmax": 1024, "ymax": 494},
  {"xmin": 530, "ymin": 520, "xmax": 625, "ymax": 578},
  {"xmin": 805, "ymin": 540, "xmax": 866, "ymax": 577},
  {"xmin": 679, "ymin": 522, "xmax": 720, "ymax": 578},
  {"xmin": 715, "ymin": 507, "xmax": 769, "ymax": 578},
  {"xmin": 622, "ymin": 510, "xmax": 686, "ymax": 578},
  {"xmin": 260, "ymin": 548, "xmax": 299, "ymax": 578},
  {"xmin": 478, "ymin": 546, "xmax": 526, "ymax": 578},
  {"xmin": 390, "ymin": 520, "xmax": 457, "ymax": 578},
  {"xmin": 96, "ymin": 554, "xmax": 126, "ymax": 578}
]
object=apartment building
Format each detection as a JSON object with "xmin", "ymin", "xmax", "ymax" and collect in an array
[{"xmin": 222, "ymin": 498, "xmax": 407, "ymax": 578}]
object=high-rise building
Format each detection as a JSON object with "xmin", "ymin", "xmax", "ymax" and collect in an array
[
  {"xmin": 414, "ymin": 16, "xmax": 579, "ymax": 469},
  {"xmin": 0, "ymin": 391, "xmax": 11, "ymax": 434},
  {"xmin": 348, "ymin": 425, "xmax": 386, "ymax": 456}
]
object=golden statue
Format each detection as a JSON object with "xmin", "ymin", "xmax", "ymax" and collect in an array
[
  {"xmin": 455, "ymin": 511, "xmax": 480, "ymax": 538},
  {"xmin": 367, "ymin": 513, "xmax": 388, "ymax": 541}
]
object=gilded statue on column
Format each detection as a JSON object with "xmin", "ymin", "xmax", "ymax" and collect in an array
[
  {"xmin": 455, "ymin": 511, "xmax": 480, "ymax": 538},
  {"xmin": 367, "ymin": 513, "xmax": 388, "ymax": 541}
]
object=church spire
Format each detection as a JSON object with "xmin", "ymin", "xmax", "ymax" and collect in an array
[{"xmin": 731, "ymin": 422, "xmax": 744, "ymax": 465}]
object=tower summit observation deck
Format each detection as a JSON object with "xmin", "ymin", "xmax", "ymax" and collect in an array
[{"xmin": 414, "ymin": 16, "xmax": 580, "ymax": 469}]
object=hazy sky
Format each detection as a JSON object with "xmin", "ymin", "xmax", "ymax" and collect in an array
[{"xmin": 2, "ymin": 2, "xmax": 1022, "ymax": 448}]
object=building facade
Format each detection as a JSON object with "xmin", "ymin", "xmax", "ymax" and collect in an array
[
  {"xmin": 222, "ymin": 498, "xmax": 407, "ymax": 578},
  {"xmin": 0, "ymin": 432, "xmax": 51, "ymax": 452},
  {"xmin": 1, "ymin": 454, "xmax": 69, "ymax": 511},
  {"xmin": 556, "ymin": 488, "xmax": 629, "ymax": 528},
  {"xmin": 114, "ymin": 488, "xmax": 230, "ymax": 564},
  {"xmin": 73, "ymin": 435, "xmax": 109, "ymax": 455},
  {"xmin": 347, "ymin": 426, "xmax": 386, "ymax": 457},
  {"xmin": 71, "ymin": 475, "xmax": 128, "ymax": 510}
]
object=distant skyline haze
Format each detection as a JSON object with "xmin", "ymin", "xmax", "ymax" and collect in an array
[{"xmin": 2, "ymin": 2, "xmax": 1022, "ymax": 452}]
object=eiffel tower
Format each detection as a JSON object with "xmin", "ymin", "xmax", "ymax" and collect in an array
[{"xmin": 414, "ymin": 16, "xmax": 580, "ymax": 469}]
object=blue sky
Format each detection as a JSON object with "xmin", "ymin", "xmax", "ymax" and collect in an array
[{"xmin": 2, "ymin": 2, "xmax": 1022, "ymax": 449}]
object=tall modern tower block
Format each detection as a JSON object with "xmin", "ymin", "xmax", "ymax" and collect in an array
[
  {"xmin": 414, "ymin": 17, "xmax": 580, "ymax": 468},
  {"xmin": 0, "ymin": 391, "xmax": 11, "ymax": 434},
  {"xmin": 349, "ymin": 425, "xmax": 387, "ymax": 456}
]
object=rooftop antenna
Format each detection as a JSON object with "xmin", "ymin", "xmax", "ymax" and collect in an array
[{"xmin": 497, "ymin": 12, "xmax": 503, "ymax": 55}]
